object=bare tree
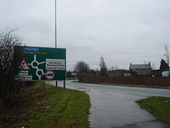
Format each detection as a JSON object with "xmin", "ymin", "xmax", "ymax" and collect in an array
[
  {"xmin": 0, "ymin": 31, "xmax": 22, "ymax": 117},
  {"xmin": 75, "ymin": 61, "xmax": 90, "ymax": 73},
  {"xmin": 75, "ymin": 61, "xmax": 90, "ymax": 81},
  {"xmin": 151, "ymin": 63, "xmax": 156, "ymax": 70},
  {"xmin": 164, "ymin": 44, "xmax": 169, "ymax": 68},
  {"xmin": 99, "ymin": 56, "xmax": 107, "ymax": 76},
  {"xmin": 110, "ymin": 66, "xmax": 119, "ymax": 71},
  {"xmin": 0, "ymin": 31, "xmax": 22, "ymax": 79}
]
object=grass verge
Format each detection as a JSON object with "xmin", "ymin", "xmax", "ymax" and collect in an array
[
  {"xmin": 136, "ymin": 96, "xmax": 170, "ymax": 125},
  {"xmin": 0, "ymin": 82, "xmax": 90, "ymax": 128}
]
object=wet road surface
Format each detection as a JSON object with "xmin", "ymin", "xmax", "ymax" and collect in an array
[{"xmin": 48, "ymin": 81, "xmax": 170, "ymax": 128}]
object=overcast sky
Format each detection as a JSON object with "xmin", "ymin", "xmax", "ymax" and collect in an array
[{"xmin": 0, "ymin": 0, "xmax": 170, "ymax": 70}]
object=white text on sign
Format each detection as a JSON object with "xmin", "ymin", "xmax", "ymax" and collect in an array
[{"xmin": 46, "ymin": 59, "xmax": 65, "ymax": 70}]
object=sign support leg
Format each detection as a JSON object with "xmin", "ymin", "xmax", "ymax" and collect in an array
[
  {"xmin": 56, "ymin": 81, "xmax": 58, "ymax": 87},
  {"xmin": 63, "ymin": 80, "xmax": 66, "ymax": 88}
]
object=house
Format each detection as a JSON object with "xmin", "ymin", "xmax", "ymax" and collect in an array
[
  {"xmin": 129, "ymin": 62, "xmax": 152, "ymax": 76},
  {"xmin": 67, "ymin": 71, "xmax": 77, "ymax": 79},
  {"xmin": 108, "ymin": 69, "xmax": 132, "ymax": 77}
]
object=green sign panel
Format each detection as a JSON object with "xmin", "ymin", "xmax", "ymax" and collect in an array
[{"xmin": 15, "ymin": 46, "xmax": 66, "ymax": 81}]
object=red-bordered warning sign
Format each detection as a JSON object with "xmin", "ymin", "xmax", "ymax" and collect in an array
[
  {"xmin": 45, "ymin": 70, "xmax": 55, "ymax": 80},
  {"xmin": 18, "ymin": 59, "xmax": 30, "ymax": 71}
]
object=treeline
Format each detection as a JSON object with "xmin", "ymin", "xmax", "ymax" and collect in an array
[{"xmin": 73, "ymin": 56, "xmax": 170, "ymax": 82}]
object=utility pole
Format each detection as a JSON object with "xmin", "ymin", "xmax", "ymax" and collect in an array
[
  {"xmin": 54, "ymin": 0, "xmax": 66, "ymax": 88},
  {"xmin": 55, "ymin": 0, "xmax": 58, "ymax": 87},
  {"xmin": 55, "ymin": 0, "xmax": 57, "ymax": 48}
]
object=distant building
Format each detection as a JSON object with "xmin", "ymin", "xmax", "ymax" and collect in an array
[
  {"xmin": 108, "ymin": 69, "xmax": 131, "ymax": 77},
  {"xmin": 129, "ymin": 62, "xmax": 152, "ymax": 76},
  {"xmin": 67, "ymin": 71, "xmax": 77, "ymax": 79},
  {"xmin": 151, "ymin": 69, "xmax": 161, "ymax": 77}
]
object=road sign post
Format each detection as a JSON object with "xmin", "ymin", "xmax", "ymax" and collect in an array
[
  {"xmin": 15, "ymin": 46, "xmax": 66, "ymax": 84},
  {"xmin": 63, "ymin": 80, "xmax": 66, "ymax": 88}
]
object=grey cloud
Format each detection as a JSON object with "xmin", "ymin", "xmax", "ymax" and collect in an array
[{"xmin": 0, "ymin": 0, "xmax": 170, "ymax": 70}]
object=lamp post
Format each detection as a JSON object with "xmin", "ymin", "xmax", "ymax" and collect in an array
[
  {"xmin": 55, "ymin": 0, "xmax": 57, "ymax": 48},
  {"xmin": 54, "ymin": 0, "xmax": 66, "ymax": 88},
  {"xmin": 55, "ymin": 0, "xmax": 58, "ymax": 87}
]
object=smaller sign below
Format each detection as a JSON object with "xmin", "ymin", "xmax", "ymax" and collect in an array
[
  {"xmin": 16, "ymin": 75, "xmax": 32, "ymax": 81},
  {"xmin": 16, "ymin": 70, "xmax": 32, "ymax": 81},
  {"xmin": 18, "ymin": 71, "xmax": 28, "ymax": 76},
  {"xmin": 18, "ymin": 59, "xmax": 30, "ymax": 70},
  {"xmin": 45, "ymin": 70, "xmax": 55, "ymax": 80},
  {"xmin": 46, "ymin": 59, "xmax": 65, "ymax": 70}
]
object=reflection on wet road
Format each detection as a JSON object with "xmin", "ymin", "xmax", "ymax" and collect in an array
[{"xmin": 48, "ymin": 81, "xmax": 170, "ymax": 128}]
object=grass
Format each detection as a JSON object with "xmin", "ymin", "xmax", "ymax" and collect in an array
[
  {"xmin": 94, "ymin": 82, "xmax": 170, "ymax": 89},
  {"xmin": 0, "ymin": 82, "xmax": 90, "ymax": 128},
  {"xmin": 136, "ymin": 96, "xmax": 170, "ymax": 125}
]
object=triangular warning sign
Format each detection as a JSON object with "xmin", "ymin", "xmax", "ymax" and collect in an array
[{"xmin": 18, "ymin": 59, "xmax": 30, "ymax": 70}]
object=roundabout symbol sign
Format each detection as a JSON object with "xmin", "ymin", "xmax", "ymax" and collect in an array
[
  {"xmin": 15, "ymin": 46, "xmax": 66, "ymax": 81},
  {"xmin": 45, "ymin": 70, "xmax": 55, "ymax": 80}
]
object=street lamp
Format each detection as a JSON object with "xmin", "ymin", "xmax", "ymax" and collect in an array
[
  {"xmin": 55, "ymin": 0, "xmax": 57, "ymax": 48},
  {"xmin": 55, "ymin": 0, "xmax": 58, "ymax": 87},
  {"xmin": 54, "ymin": 0, "xmax": 66, "ymax": 88}
]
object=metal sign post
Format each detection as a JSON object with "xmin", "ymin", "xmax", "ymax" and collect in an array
[{"xmin": 63, "ymin": 80, "xmax": 66, "ymax": 88}]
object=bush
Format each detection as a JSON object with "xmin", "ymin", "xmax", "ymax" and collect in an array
[{"xmin": 0, "ymin": 31, "xmax": 22, "ymax": 118}]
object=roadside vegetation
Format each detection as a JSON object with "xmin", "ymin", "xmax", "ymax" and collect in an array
[
  {"xmin": 0, "ymin": 31, "xmax": 90, "ymax": 128},
  {"xmin": 0, "ymin": 82, "xmax": 90, "ymax": 128},
  {"xmin": 72, "ymin": 56, "xmax": 170, "ymax": 89},
  {"xmin": 0, "ymin": 31, "xmax": 23, "ymax": 123},
  {"xmin": 136, "ymin": 96, "xmax": 170, "ymax": 125}
]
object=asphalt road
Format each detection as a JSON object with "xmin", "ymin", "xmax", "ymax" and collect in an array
[{"xmin": 48, "ymin": 81, "xmax": 170, "ymax": 128}]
